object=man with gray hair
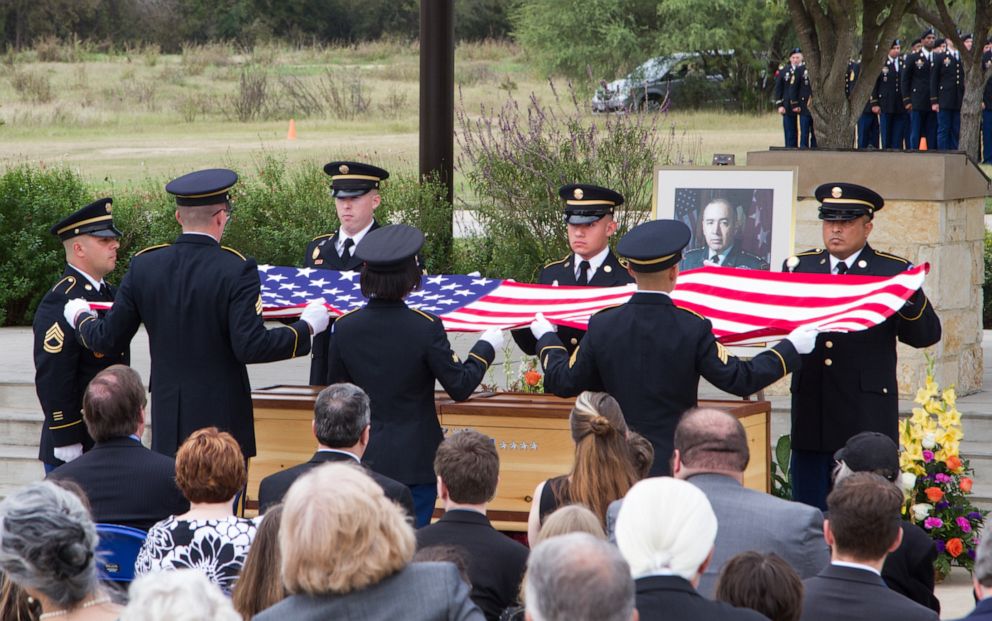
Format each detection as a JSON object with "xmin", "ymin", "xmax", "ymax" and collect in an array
[
  {"xmin": 950, "ymin": 528, "xmax": 992, "ymax": 620},
  {"xmin": 257, "ymin": 382, "xmax": 413, "ymax": 517},
  {"xmin": 524, "ymin": 532, "xmax": 636, "ymax": 621}
]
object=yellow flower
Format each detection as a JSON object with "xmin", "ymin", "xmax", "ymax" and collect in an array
[
  {"xmin": 938, "ymin": 408, "xmax": 961, "ymax": 430},
  {"xmin": 909, "ymin": 408, "xmax": 930, "ymax": 428},
  {"xmin": 915, "ymin": 385, "xmax": 937, "ymax": 405},
  {"xmin": 942, "ymin": 387, "xmax": 957, "ymax": 408}
]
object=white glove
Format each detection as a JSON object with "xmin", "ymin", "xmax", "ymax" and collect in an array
[
  {"xmin": 480, "ymin": 327, "xmax": 504, "ymax": 350},
  {"xmin": 63, "ymin": 299, "xmax": 93, "ymax": 326},
  {"xmin": 53, "ymin": 443, "xmax": 84, "ymax": 463},
  {"xmin": 786, "ymin": 324, "xmax": 819, "ymax": 355},
  {"xmin": 530, "ymin": 312, "xmax": 555, "ymax": 339},
  {"xmin": 300, "ymin": 299, "xmax": 330, "ymax": 336}
]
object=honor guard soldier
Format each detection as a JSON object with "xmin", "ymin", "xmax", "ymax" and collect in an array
[
  {"xmin": 773, "ymin": 49, "xmax": 802, "ymax": 147},
  {"xmin": 849, "ymin": 60, "xmax": 880, "ymax": 148},
  {"xmin": 983, "ymin": 42, "xmax": 992, "ymax": 163},
  {"xmin": 511, "ymin": 183, "xmax": 633, "ymax": 357},
  {"xmin": 64, "ymin": 169, "xmax": 330, "ymax": 459},
  {"xmin": 303, "ymin": 161, "xmax": 387, "ymax": 385},
  {"xmin": 34, "ymin": 199, "xmax": 129, "ymax": 472},
  {"xmin": 531, "ymin": 219, "xmax": 817, "ymax": 477},
  {"xmin": 902, "ymin": 28, "xmax": 938, "ymax": 149},
  {"xmin": 783, "ymin": 183, "xmax": 941, "ymax": 511},
  {"xmin": 788, "ymin": 55, "xmax": 817, "ymax": 148},
  {"xmin": 930, "ymin": 35, "xmax": 966, "ymax": 150},
  {"xmin": 872, "ymin": 39, "xmax": 908, "ymax": 149}
]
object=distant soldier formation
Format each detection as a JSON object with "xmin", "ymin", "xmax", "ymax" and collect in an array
[{"xmin": 773, "ymin": 29, "xmax": 992, "ymax": 161}]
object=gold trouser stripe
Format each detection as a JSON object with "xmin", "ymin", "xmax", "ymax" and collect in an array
[
  {"xmin": 56, "ymin": 215, "xmax": 112, "ymax": 235},
  {"xmin": 898, "ymin": 296, "xmax": 928, "ymax": 321},
  {"xmin": 469, "ymin": 352, "xmax": 489, "ymax": 367},
  {"xmin": 50, "ymin": 420, "xmax": 82, "ymax": 430},
  {"xmin": 769, "ymin": 348, "xmax": 788, "ymax": 377}
]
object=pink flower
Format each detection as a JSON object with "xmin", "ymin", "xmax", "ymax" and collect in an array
[
  {"xmin": 934, "ymin": 473, "xmax": 951, "ymax": 484},
  {"xmin": 924, "ymin": 517, "xmax": 944, "ymax": 529},
  {"xmin": 923, "ymin": 450, "xmax": 935, "ymax": 463},
  {"xmin": 956, "ymin": 517, "xmax": 973, "ymax": 533}
]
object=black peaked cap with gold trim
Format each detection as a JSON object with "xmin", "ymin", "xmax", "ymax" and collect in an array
[
  {"xmin": 50, "ymin": 198, "xmax": 121, "ymax": 241},
  {"xmin": 355, "ymin": 223, "xmax": 424, "ymax": 272},
  {"xmin": 324, "ymin": 161, "xmax": 389, "ymax": 198},
  {"xmin": 559, "ymin": 184, "xmax": 624, "ymax": 225},
  {"xmin": 166, "ymin": 168, "xmax": 238, "ymax": 207},
  {"xmin": 815, "ymin": 182, "xmax": 884, "ymax": 221},
  {"xmin": 617, "ymin": 219, "xmax": 691, "ymax": 273}
]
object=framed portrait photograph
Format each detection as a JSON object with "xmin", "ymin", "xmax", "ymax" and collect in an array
[{"xmin": 652, "ymin": 167, "xmax": 798, "ymax": 272}]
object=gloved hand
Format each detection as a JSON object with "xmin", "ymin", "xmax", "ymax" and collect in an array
[
  {"xmin": 300, "ymin": 299, "xmax": 330, "ymax": 335},
  {"xmin": 53, "ymin": 443, "xmax": 84, "ymax": 463},
  {"xmin": 63, "ymin": 299, "xmax": 93, "ymax": 326},
  {"xmin": 786, "ymin": 324, "xmax": 819, "ymax": 355},
  {"xmin": 530, "ymin": 312, "xmax": 555, "ymax": 339},
  {"xmin": 480, "ymin": 327, "xmax": 504, "ymax": 350}
]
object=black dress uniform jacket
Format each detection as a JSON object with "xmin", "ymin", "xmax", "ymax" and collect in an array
[
  {"xmin": 788, "ymin": 64, "xmax": 813, "ymax": 114},
  {"xmin": 416, "ymin": 509, "xmax": 529, "ymax": 621},
  {"xmin": 326, "ymin": 299, "xmax": 495, "ymax": 484},
  {"xmin": 47, "ymin": 436, "xmax": 188, "ymax": 531},
  {"xmin": 984, "ymin": 52, "xmax": 992, "ymax": 110},
  {"xmin": 883, "ymin": 522, "xmax": 940, "ymax": 613},
  {"xmin": 873, "ymin": 57, "xmax": 904, "ymax": 114},
  {"xmin": 634, "ymin": 575, "xmax": 769, "ymax": 621},
  {"xmin": 257, "ymin": 450, "xmax": 414, "ymax": 517},
  {"xmin": 303, "ymin": 220, "xmax": 381, "ymax": 385},
  {"xmin": 800, "ymin": 565, "xmax": 939, "ymax": 621},
  {"xmin": 901, "ymin": 51, "xmax": 933, "ymax": 109},
  {"xmin": 785, "ymin": 245, "xmax": 940, "ymax": 453},
  {"xmin": 773, "ymin": 64, "xmax": 793, "ymax": 108},
  {"xmin": 34, "ymin": 265, "xmax": 128, "ymax": 465},
  {"xmin": 537, "ymin": 292, "xmax": 800, "ymax": 476},
  {"xmin": 75, "ymin": 234, "xmax": 312, "ymax": 458},
  {"xmin": 930, "ymin": 52, "xmax": 965, "ymax": 110},
  {"xmin": 511, "ymin": 250, "xmax": 632, "ymax": 356}
]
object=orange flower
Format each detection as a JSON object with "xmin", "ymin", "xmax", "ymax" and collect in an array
[
  {"xmin": 946, "ymin": 455, "xmax": 963, "ymax": 471},
  {"xmin": 524, "ymin": 370, "xmax": 541, "ymax": 386},
  {"xmin": 960, "ymin": 477, "xmax": 974, "ymax": 493},
  {"xmin": 946, "ymin": 538, "xmax": 964, "ymax": 558},
  {"xmin": 924, "ymin": 487, "xmax": 944, "ymax": 503}
]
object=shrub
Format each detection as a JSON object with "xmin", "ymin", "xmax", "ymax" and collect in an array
[
  {"xmin": 228, "ymin": 66, "xmax": 270, "ymax": 122},
  {"xmin": 34, "ymin": 35, "xmax": 84, "ymax": 63},
  {"xmin": 9, "ymin": 70, "xmax": 53, "ymax": 103}
]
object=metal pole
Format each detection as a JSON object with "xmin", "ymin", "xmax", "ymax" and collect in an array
[{"xmin": 419, "ymin": 0, "xmax": 455, "ymax": 209}]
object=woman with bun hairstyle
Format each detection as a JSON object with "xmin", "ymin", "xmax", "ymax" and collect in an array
[
  {"xmin": 526, "ymin": 391, "xmax": 638, "ymax": 543},
  {"xmin": 0, "ymin": 481, "xmax": 121, "ymax": 620}
]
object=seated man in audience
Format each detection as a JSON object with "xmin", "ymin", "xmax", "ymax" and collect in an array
[
  {"xmin": 952, "ymin": 528, "xmax": 992, "ymax": 620},
  {"xmin": 615, "ymin": 477, "xmax": 767, "ymax": 621},
  {"xmin": 46, "ymin": 364, "xmax": 188, "ymax": 530},
  {"xmin": 606, "ymin": 408, "xmax": 828, "ymax": 596},
  {"xmin": 833, "ymin": 431, "xmax": 939, "ymax": 613},
  {"xmin": 417, "ymin": 430, "xmax": 528, "ymax": 621},
  {"xmin": 257, "ymin": 382, "xmax": 413, "ymax": 517},
  {"xmin": 524, "ymin": 532, "xmax": 636, "ymax": 621},
  {"xmin": 801, "ymin": 472, "xmax": 938, "ymax": 621}
]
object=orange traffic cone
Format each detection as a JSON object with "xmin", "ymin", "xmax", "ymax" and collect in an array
[
  {"xmin": 919, "ymin": 136, "xmax": 927, "ymax": 151},
  {"xmin": 287, "ymin": 119, "xmax": 297, "ymax": 141}
]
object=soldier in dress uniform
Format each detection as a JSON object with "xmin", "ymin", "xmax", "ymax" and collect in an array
[
  {"xmin": 872, "ymin": 39, "xmax": 908, "ymax": 149},
  {"xmin": 849, "ymin": 59, "xmax": 880, "ymax": 149},
  {"xmin": 982, "ymin": 41, "xmax": 992, "ymax": 164},
  {"xmin": 788, "ymin": 57, "xmax": 817, "ymax": 148},
  {"xmin": 783, "ymin": 183, "xmax": 941, "ymax": 511},
  {"xmin": 511, "ymin": 183, "xmax": 633, "ymax": 358},
  {"xmin": 930, "ymin": 35, "xmax": 966, "ymax": 150},
  {"xmin": 64, "ymin": 169, "xmax": 330, "ymax": 459},
  {"xmin": 531, "ymin": 219, "xmax": 817, "ymax": 477},
  {"xmin": 33, "ymin": 199, "xmax": 129, "ymax": 473},
  {"xmin": 303, "ymin": 161, "xmax": 388, "ymax": 385},
  {"xmin": 902, "ymin": 28, "xmax": 938, "ymax": 149},
  {"xmin": 773, "ymin": 49, "xmax": 802, "ymax": 148}
]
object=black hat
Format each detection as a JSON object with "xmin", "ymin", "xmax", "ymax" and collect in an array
[
  {"xmin": 354, "ymin": 224, "xmax": 423, "ymax": 271},
  {"xmin": 891, "ymin": 39, "xmax": 902, "ymax": 48},
  {"xmin": 789, "ymin": 47, "xmax": 802, "ymax": 55},
  {"xmin": 934, "ymin": 37, "xmax": 946, "ymax": 47},
  {"xmin": 922, "ymin": 28, "xmax": 935, "ymax": 38},
  {"xmin": 324, "ymin": 161, "xmax": 389, "ymax": 198},
  {"xmin": 834, "ymin": 431, "xmax": 900, "ymax": 481},
  {"xmin": 50, "ymin": 198, "xmax": 122, "ymax": 241},
  {"xmin": 166, "ymin": 169, "xmax": 238, "ymax": 207},
  {"xmin": 962, "ymin": 33, "xmax": 974, "ymax": 42},
  {"xmin": 559, "ymin": 184, "xmax": 623, "ymax": 225},
  {"xmin": 617, "ymin": 219, "xmax": 691, "ymax": 273},
  {"xmin": 815, "ymin": 182, "xmax": 884, "ymax": 221},
  {"xmin": 912, "ymin": 38, "xmax": 922, "ymax": 46}
]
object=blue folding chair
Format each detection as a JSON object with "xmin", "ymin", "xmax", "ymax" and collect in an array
[{"xmin": 95, "ymin": 524, "xmax": 147, "ymax": 583}]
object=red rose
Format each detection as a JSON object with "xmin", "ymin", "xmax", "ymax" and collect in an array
[
  {"xmin": 960, "ymin": 477, "xmax": 974, "ymax": 493},
  {"xmin": 524, "ymin": 370, "xmax": 541, "ymax": 386},
  {"xmin": 946, "ymin": 538, "xmax": 964, "ymax": 558},
  {"xmin": 924, "ymin": 487, "xmax": 944, "ymax": 503}
]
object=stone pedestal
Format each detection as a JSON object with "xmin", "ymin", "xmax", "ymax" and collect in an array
[{"xmin": 748, "ymin": 149, "xmax": 989, "ymax": 397}]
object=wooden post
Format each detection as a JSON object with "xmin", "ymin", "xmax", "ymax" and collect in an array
[{"xmin": 419, "ymin": 0, "xmax": 455, "ymax": 213}]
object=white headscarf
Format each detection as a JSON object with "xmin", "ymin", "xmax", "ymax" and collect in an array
[{"xmin": 614, "ymin": 477, "xmax": 718, "ymax": 581}]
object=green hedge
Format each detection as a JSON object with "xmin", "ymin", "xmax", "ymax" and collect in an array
[{"xmin": 0, "ymin": 159, "xmax": 454, "ymax": 326}]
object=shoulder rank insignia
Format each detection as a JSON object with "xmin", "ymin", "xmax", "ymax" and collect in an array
[
  {"xmin": 43, "ymin": 322, "xmax": 64, "ymax": 354},
  {"xmin": 311, "ymin": 246, "xmax": 320, "ymax": 261},
  {"xmin": 255, "ymin": 294, "xmax": 263, "ymax": 315},
  {"xmin": 452, "ymin": 352, "xmax": 460, "ymax": 363},
  {"xmin": 715, "ymin": 342, "xmax": 730, "ymax": 365}
]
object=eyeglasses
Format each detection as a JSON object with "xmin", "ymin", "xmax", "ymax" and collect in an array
[{"xmin": 212, "ymin": 205, "xmax": 233, "ymax": 219}]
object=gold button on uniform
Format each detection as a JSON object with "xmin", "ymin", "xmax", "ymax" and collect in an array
[
  {"xmin": 824, "ymin": 358, "xmax": 833, "ymax": 366},
  {"xmin": 883, "ymin": 388, "xmax": 888, "ymax": 394},
  {"xmin": 825, "ymin": 341, "xmax": 833, "ymax": 349},
  {"xmin": 570, "ymin": 337, "xmax": 578, "ymax": 345}
]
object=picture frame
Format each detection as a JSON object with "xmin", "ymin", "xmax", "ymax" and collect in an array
[{"xmin": 652, "ymin": 166, "xmax": 798, "ymax": 273}]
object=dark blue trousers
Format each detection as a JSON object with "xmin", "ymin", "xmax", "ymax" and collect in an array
[
  {"xmin": 799, "ymin": 113, "xmax": 816, "ymax": 149},
  {"xmin": 880, "ymin": 112, "xmax": 908, "ymax": 149},
  {"xmin": 936, "ymin": 108, "xmax": 961, "ymax": 150},
  {"xmin": 856, "ymin": 112, "xmax": 879, "ymax": 148},
  {"xmin": 791, "ymin": 448, "xmax": 834, "ymax": 512},
  {"xmin": 983, "ymin": 109, "xmax": 992, "ymax": 163},
  {"xmin": 409, "ymin": 483, "xmax": 438, "ymax": 528},
  {"xmin": 909, "ymin": 109, "xmax": 938, "ymax": 149},
  {"xmin": 782, "ymin": 112, "xmax": 798, "ymax": 148}
]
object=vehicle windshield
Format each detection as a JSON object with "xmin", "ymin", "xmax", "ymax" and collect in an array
[{"xmin": 627, "ymin": 55, "xmax": 683, "ymax": 82}]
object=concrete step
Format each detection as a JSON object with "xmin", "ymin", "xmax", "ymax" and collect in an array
[
  {"xmin": 0, "ymin": 444, "xmax": 43, "ymax": 492},
  {"xmin": 0, "ymin": 382, "xmax": 38, "ymax": 410},
  {"xmin": 0, "ymin": 408, "xmax": 43, "ymax": 447}
]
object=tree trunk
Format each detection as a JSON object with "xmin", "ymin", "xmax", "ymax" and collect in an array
[
  {"xmin": 811, "ymin": 93, "xmax": 857, "ymax": 148},
  {"xmin": 960, "ymin": 64, "xmax": 985, "ymax": 159}
]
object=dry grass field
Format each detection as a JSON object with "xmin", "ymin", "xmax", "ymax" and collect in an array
[{"xmin": 0, "ymin": 39, "xmax": 780, "ymax": 193}]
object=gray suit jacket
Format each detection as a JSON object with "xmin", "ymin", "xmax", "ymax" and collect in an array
[
  {"xmin": 607, "ymin": 473, "xmax": 829, "ymax": 598},
  {"xmin": 252, "ymin": 562, "xmax": 484, "ymax": 621}
]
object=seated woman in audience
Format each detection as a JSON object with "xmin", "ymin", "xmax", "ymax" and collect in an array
[
  {"xmin": 533, "ymin": 504, "xmax": 606, "ymax": 545},
  {"xmin": 233, "ymin": 505, "xmax": 285, "ymax": 620},
  {"xmin": 0, "ymin": 481, "xmax": 121, "ymax": 620},
  {"xmin": 0, "ymin": 572, "xmax": 38, "ymax": 621},
  {"xmin": 253, "ymin": 463, "xmax": 483, "ymax": 620},
  {"xmin": 120, "ymin": 569, "xmax": 241, "ymax": 621},
  {"xmin": 526, "ymin": 391, "xmax": 637, "ymax": 542},
  {"xmin": 627, "ymin": 431, "xmax": 655, "ymax": 480},
  {"xmin": 135, "ymin": 427, "xmax": 257, "ymax": 595},
  {"xmin": 716, "ymin": 551, "xmax": 803, "ymax": 621}
]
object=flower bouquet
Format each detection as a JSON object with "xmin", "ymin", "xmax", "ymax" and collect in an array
[
  {"xmin": 511, "ymin": 357, "xmax": 544, "ymax": 394},
  {"xmin": 899, "ymin": 356, "xmax": 985, "ymax": 578}
]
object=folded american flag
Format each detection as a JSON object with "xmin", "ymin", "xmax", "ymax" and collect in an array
[{"xmin": 88, "ymin": 263, "xmax": 928, "ymax": 345}]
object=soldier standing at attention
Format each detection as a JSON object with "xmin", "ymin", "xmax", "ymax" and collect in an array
[
  {"xmin": 773, "ymin": 49, "xmax": 802, "ymax": 148},
  {"xmin": 789, "ymin": 55, "xmax": 817, "ymax": 148},
  {"xmin": 902, "ymin": 28, "xmax": 938, "ymax": 149},
  {"xmin": 931, "ymin": 35, "xmax": 967, "ymax": 150},
  {"xmin": 872, "ymin": 40, "xmax": 908, "ymax": 149},
  {"xmin": 982, "ymin": 40, "xmax": 992, "ymax": 164},
  {"xmin": 303, "ymin": 161, "xmax": 388, "ymax": 385},
  {"xmin": 34, "ymin": 200, "xmax": 129, "ymax": 473}
]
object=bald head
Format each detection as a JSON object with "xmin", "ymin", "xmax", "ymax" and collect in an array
[{"xmin": 673, "ymin": 408, "xmax": 749, "ymax": 475}]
